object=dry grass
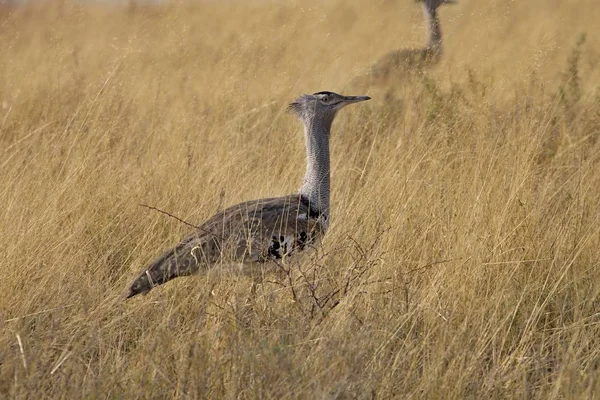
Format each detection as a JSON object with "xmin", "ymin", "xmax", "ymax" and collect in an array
[{"xmin": 1, "ymin": 0, "xmax": 600, "ymax": 398}]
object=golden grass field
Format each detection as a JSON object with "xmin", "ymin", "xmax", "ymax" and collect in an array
[{"xmin": 1, "ymin": 0, "xmax": 600, "ymax": 398}]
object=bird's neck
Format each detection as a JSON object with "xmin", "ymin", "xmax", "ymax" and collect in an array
[
  {"xmin": 423, "ymin": 4, "xmax": 442, "ymax": 51},
  {"xmin": 299, "ymin": 115, "xmax": 332, "ymax": 216}
]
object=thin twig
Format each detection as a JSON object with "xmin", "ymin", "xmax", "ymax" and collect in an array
[
  {"xmin": 403, "ymin": 257, "xmax": 462, "ymax": 275},
  {"xmin": 481, "ymin": 258, "xmax": 552, "ymax": 266},
  {"xmin": 139, "ymin": 203, "xmax": 200, "ymax": 230},
  {"xmin": 139, "ymin": 203, "xmax": 230, "ymax": 241}
]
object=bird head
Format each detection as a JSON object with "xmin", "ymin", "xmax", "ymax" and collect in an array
[
  {"xmin": 416, "ymin": 0, "xmax": 457, "ymax": 9},
  {"xmin": 288, "ymin": 91, "xmax": 371, "ymax": 124}
]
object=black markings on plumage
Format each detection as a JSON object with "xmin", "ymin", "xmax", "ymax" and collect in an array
[
  {"xmin": 279, "ymin": 236, "xmax": 287, "ymax": 255},
  {"xmin": 269, "ymin": 235, "xmax": 282, "ymax": 259},
  {"xmin": 313, "ymin": 91, "xmax": 335, "ymax": 96},
  {"xmin": 262, "ymin": 197, "xmax": 326, "ymax": 260},
  {"xmin": 296, "ymin": 231, "xmax": 308, "ymax": 250}
]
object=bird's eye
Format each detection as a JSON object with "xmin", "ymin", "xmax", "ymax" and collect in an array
[{"xmin": 321, "ymin": 96, "xmax": 329, "ymax": 103}]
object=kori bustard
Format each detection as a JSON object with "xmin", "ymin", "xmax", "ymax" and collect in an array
[
  {"xmin": 358, "ymin": 0, "xmax": 456, "ymax": 85},
  {"xmin": 125, "ymin": 91, "xmax": 370, "ymax": 299}
]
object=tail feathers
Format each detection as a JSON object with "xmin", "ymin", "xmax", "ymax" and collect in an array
[{"xmin": 125, "ymin": 243, "xmax": 202, "ymax": 299}]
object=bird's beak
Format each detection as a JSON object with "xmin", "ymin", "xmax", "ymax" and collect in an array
[{"xmin": 341, "ymin": 95, "xmax": 371, "ymax": 104}]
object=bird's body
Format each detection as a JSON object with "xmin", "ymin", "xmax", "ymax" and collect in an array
[
  {"xmin": 125, "ymin": 91, "xmax": 370, "ymax": 299},
  {"xmin": 126, "ymin": 194, "xmax": 326, "ymax": 298},
  {"xmin": 355, "ymin": 0, "xmax": 456, "ymax": 86},
  {"xmin": 368, "ymin": 47, "xmax": 439, "ymax": 81}
]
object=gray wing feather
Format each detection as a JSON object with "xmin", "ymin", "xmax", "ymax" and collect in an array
[
  {"xmin": 125, "ymin": 195, "xmax": 325, "ymax": 298},
  {"xmin": 369, "ymin": 48, "xmax": 438, "ymax": 80}
]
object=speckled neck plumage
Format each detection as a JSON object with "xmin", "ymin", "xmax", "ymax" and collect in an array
[
  {"xmin": 298, "ymin": 113, "xmax": 333, "ymax": 218},
  {"xmin": 423, "ymin": 3, "xmax": 442, "ymax": 51}
]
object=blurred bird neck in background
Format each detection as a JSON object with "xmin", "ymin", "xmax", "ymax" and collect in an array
[
  {"xmin": 423, "ymin": 3, "xmax": 442, "ymax": 52},
  {"xmin": 299, "ymin": 114, "xmax": 332, "ymax": 217}
]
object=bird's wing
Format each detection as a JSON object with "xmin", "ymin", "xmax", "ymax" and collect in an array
[
  {"xmin": 371, "ymin": 49, "xmax": 428, "ymax": 74},
  {"xmin": 229, "ymin": 195, "xmax": 326, "ymax": 262},
  {"xmin": 125, "ymin": 195, "xmax": 326, "ymax": 298}
]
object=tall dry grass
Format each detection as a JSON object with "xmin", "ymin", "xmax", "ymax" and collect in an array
[{"xmin": 1, "ymin": 0, "xmax": 600, "ymax": 398}]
